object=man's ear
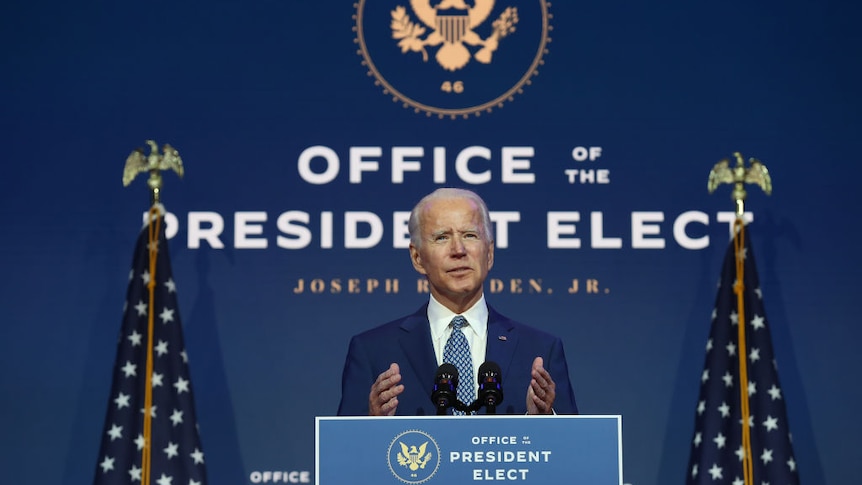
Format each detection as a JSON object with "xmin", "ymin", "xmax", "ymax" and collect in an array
[
  {"xmin": 410, "ymin": 244, "xmax": 427, "ymax": 275},
  {"xmin": 487, "ymin": 240, "xmax": 495, "ymax": 270}
]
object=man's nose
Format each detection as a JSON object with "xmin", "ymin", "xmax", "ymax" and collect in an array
[{"xmin": 449, "ymin": 237, "xmax": 466, "ymax": 255}]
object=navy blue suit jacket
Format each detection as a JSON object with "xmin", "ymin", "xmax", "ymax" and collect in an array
[{"xmin": 337, "ymin": 304, "xmax": 578, "ymax": 416}]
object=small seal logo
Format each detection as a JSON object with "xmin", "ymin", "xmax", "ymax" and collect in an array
[
  {"xmin": 354, "ymin": 1, "xmax": 552, "ymax": 118},
  {"xmin": 387, "ymin": 430, "xmax": 441, "ymax": 484}
]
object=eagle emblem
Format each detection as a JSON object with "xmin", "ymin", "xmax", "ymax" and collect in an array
[
  {"xmin": 707, "ymin": 152, "xmax": 772, "ymax": 214},
  {"xmin": 122, "ymin": 140, "xmax": 184, "ymax": 187},
  {"xmin": 392, "ymin": 0, "xmax": 519, "ymax": 71},
  {"xmin": 396, "ymin": 441, "xmax": 432, "ymax": 471}
]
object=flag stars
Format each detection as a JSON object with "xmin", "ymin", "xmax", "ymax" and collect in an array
[
  {"xmin": 135, "ymin": 434, "xmax": 146, "ymax": 450},
  {"xmin": 749, "ymin": 347, "xmax": 761, "ymax": 363},
  {"xmin": 735, "ymin": 445, "xmax": 746, "ymax": 462},
  {"xmin": 726, "ymin": 341, "xmax": 737, "ymax": 356},
  {"xmin": 170, "ymin": 408, "xmax": 184, "ymax": 426},
  {"xmin": 164, "ymin": 441, "xmax": 180, "ymax": 459},
  {"xmin": 128, "ymin": 330, "xmax": 143, "ymax": 346},
  {"xmin": 141, "ymin": 270, "xmax": 151, "ymax": 286},
  {"xmin": 754, "ymin": 287, "xmax": 762, "ymax": 299},
  {"xmin": 713, "ymin": 432, "xmax": 727, "ymax": 449},
  {"xmin": 160, "ymin": 307, "xmax": 176, "ymax": 324},
  {"xmin": 768, "ymin": 384, "xmax": 782, "ymax": 400},
  {"xmin": 706, "ymin": 338, "xmax": 713, "ymax": 351},
  {"xmin": 763, "ymin": 415, "xmax": 779, "ymax": 431},
  {"xmin": 691, "ymin": 463, "xmax": 698, "ymax": 478},
  {"xmin": 114, "ymin": 392, "xmax": 130, "ymax": 410},
  {"xmin": 107, "ymin": 424, "xmax": 123, "ymax": 441},
  {"xmin": 750, "ymin": 314, "xmax": 766, "ymax": 330},
  {"xmin": 99, "ymin": 455, "xmax": 115, "ymax": 473},
  {"xmin": 718, "ymin": 402, "xmax": 730, "ymax": 418},
  {"xmin": 697, "ymin": 400, "xmax": 706, "ymax": 415},
  {"xmin": 141, "ymin": 405, "xmax": 158, "ymax": 418},
  {"xmin": 701, "ymin": 369, "xmax": 710, "ymax": 383},
  {"xmin": 732, "ymin": 477, "xmax": 744, "ymax": 485},
  {"xmin": 748, "ymin": 381, "xmax": 757, "ymax": 396},
  {"xmin": 121, "ymin": 361, "xmax": 137, "ymax": 378},
  {"xmin": 787, "ymin": 457, "xmax": 797, "ymax": 472},
  {"xmin": 129, "ymin": 465, "xmax": 142, "ymax": 481},
  {"xmin": 174, "ymin": 376, "xmax": 190, "ymax": 394},
  {"xmin": 693, "ymin": 432, "xmax": 702, "ymax": 447},
  {"xmin": 730, "ymin": 311, "xmax": 739, "ymax": 325},
  {"xmin": 156, "ymin": 472, "xmax": 173, "ymax": 485},
  {"xmin": 152, "ymin": 372, "xmax": 164, "ymax": 387},
  {"xmin": 134, "ymin": 301, "xmax": 148, "ymax": 317},
  {"xmin": 155, "ymin": 340, "xmax": 169, "ymax": 356},
  {"xmin": 164, "ymin": 278, "xmax": 177, "ymax": 293},
  {"xmin": 722, "ymin": 371, "xmax": 733, "ymax": 387},
  {"xmin": 191, "ymin": 448, "xmax": 205, "ymax": 464},
  {"xmin": 708, "ymin": 463, "xmax": 723, "ymax": 480},
  {"xmin": 760, "ymin": 448, "xmax": 774, "ymax": 464}
]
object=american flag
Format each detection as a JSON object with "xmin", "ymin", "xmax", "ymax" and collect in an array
[
  {"xmin": 686, "ymin": 225, "xmax": 799, "ymax": 485},
  {"xmin": 94, "ymin": 214, "xmax": 208, "ymax": 485}
]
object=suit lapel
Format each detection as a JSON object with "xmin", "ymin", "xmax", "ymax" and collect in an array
[
  {"xmin": 485, "ymin": 306, "xmax": 517, "ymax": 380},
  {"xmin": 398, "ymin": 305, "xmax": 438, "ymax": 386}
]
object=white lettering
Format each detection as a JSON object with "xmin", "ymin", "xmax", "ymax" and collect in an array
[
  {"xmin": 235, "ymin": 211, "xmax": 268, "ymax": 249},
  {"xmin": 297, "ymin": 145, "xmax": 339, "ymax": 184},
  {"xmin": 391, "ymin": 146, "xmax": 423, "ymax": 183},
  {"xmin": 187, "ymin": 211, "xmax": 224, "ymax": 249},
  {"xmin": 590, "ymin": 211, "xmax": 622, "ymax": 248},
  {"xmin": 456, "ymin": 146, "xmax": 492, "ymax": 184},
  {"xmin": 674, "ymin": 211, "xmax": 709, "ymax": 250},
  {"xmin": 632, "ymin": 211, "xmax": 665, "ymax": 249},
  {"xmin": 547, "ymin": 212, "xmax": 581, "ymax": 248},
  {"xmin": 344, "ymin": 212, "xmax": 383, "ymax": 248},
  {"xmin": 500, "ymin": 147, "xmax": 535, "ymax": 183},
  {"xmin": 349, "ymin": 146, "xmax": 382, "ymax": 183}
]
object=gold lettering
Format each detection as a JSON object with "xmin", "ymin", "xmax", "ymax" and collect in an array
[
  {"xmin": 293, "ymin": 279, "xmax": 305, "ymax": 294},
  {"xmin": 348, "ymin": 278, "xmax": 361, "ymax": 293},
  {"xmin": 310, "ymin": 279, "xmax": 325, "ymax": 294},
  {"xmin": 510, "ymin": 279, "xmax": 523, "ymax": 293},
  {"xmin": 367, "ymin": 279, "xmax": 379, "ymax": 293},
  {"xmin": 385, "ymin": 279, "xmax": 399, "ymax": 293},
  {"xmin": 489, "ymin": 278, "xmax": 503, "ymax": 293},
  {"xmin": 567, "ymin": 279, "xmax": 579, "ymax": 294},
  {"xmin": 330, "ymin": 278, "xmax": 342, "ymax": 294},
  {"xmin": 586, "ymin": 279, "xmax": 599, "ymax": 293},
  {"xmin": 417, "ymin": 278, "xmax": 429, "ymax": 293},
  {"xmin": 527, "ymin": 278, "xmax": 543, "ymax": 293}
]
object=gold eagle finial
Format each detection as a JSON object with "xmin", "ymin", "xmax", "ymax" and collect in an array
[
  {"xmin": 707, "ymin": 152, "xmax": 771, "ymax": 216},
  {"xmin": 122, "ymin": 140, "xmax": 184, "ymax": 203}
]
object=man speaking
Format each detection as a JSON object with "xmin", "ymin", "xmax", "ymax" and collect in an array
[{"xmin": 337, "ymin": 188, "xmax": 578, "ymax": 416}]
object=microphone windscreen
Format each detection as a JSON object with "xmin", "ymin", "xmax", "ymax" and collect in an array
[{"xmin": 477, "ymin": 361, "xmax": 501, "ymax": 382}]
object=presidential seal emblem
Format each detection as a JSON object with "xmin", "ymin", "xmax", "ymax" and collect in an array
[
  {"xmin": 387, "ymin": 430, "xmax": 441, "ymax": 484},
  {"xmin": 354, "ymin": 0, "xmax": 552, "ymax": 118}
]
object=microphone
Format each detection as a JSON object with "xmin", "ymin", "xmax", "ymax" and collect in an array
[
  {"xmin": 431, "ymin": 363, "xmax": 459, "ymax": 415},
  {"xmin": 477, "ymin": 361, "xmax": 504, "ymax": 414}
]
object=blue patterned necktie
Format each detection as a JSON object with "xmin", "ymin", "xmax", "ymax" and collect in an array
[{"xmin": 443, "ymin": 315, "xmax": 474, "ymax": 415}]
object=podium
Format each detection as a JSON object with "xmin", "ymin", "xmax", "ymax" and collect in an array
[{"xmin": 316, "ymin": 415, "xmax": 622, "ymax": 484}]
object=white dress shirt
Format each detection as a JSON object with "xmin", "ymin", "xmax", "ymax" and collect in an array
[{"xmin": 427, "ymin": 294, "xmax": 489, "ymax": 402}]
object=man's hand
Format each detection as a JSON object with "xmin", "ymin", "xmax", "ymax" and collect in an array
[
  {"xmin": 369, "ymin": 363, "xmax": 404, "ymax": 416},
  {"xmin": 526, "ymin": 357, "xmax": 556, "ymax": 415}
]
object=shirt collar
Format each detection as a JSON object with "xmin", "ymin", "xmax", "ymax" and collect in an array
[{"xmin": 428, "ymin": 293, "xmax": 488, "ymax": 340}]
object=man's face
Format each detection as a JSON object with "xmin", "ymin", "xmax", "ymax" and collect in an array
[{"xmin": 409, "ymin": 196, "xmax": 494, "ymax": 313}]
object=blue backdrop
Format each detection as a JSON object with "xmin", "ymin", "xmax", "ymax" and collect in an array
[{"xmin": 1, "ymin": 1, "xmax": 860, "ymax": 484}]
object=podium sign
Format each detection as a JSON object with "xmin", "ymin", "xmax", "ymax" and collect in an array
[{"xmin": 316, "ymin": 415, "xmax": 622, "ymax": 484}]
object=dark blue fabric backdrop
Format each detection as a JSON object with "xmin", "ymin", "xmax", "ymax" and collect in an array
[{"xmin": 1, "ymin": 1, "xmax": 859, "ymax": 484}]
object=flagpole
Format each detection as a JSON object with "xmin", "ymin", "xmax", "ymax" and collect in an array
[
  {"xmin": 707, "ymin": 152, "xmax": 772, "ymax": 485},
  {"xmin": 122, "ymin": 141, "xmax": 186, "ymax": 485}
]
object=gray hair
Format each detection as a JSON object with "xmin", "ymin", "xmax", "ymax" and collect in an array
[{"xmin": 408, "ymin": 188, "xmax": 493, "ymax": 248}]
